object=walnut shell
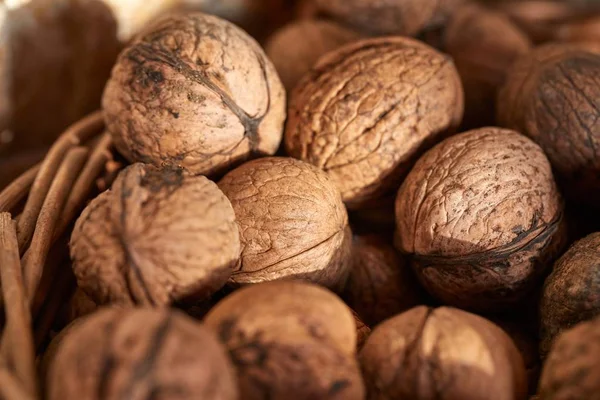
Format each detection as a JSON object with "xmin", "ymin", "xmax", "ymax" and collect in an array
[
  {"xmin": 64, "ymin": 288, "xmax": 98, "ymax": 324},
  {"xmin": 538, "ymin": 316, "xmax": 600, "ymax": 400},
  {"xmin": 395, "ymin": 127, "xmax": 564, "ymax": 311},
  {"xmin": 497, "ymin": 44, "xmax": 600, "ymax": 206},
  {"xmin": 47, "ymin": 308, "xmax": 238, "ymax": 400},
  {"xmin": 360, "ymin": 306, "xmax": 527, "ymax": 400},
  {"xmin": 344, "ymin": 235, "xmax": 423, "ymax": 326},
  {"xmin": 204, "ymin": 281, "xmax": 365, "ymax": 400},
  {"xmin": 102, "ymin": 12, "xmax": 286, "ymax": 177},
  {"xmin": 70, "ymin": 163, "xmax": 240, "ymax": 306},
  {"xmin": 540, "ymin": 232, "xmax": 600, "ymax": 356},
  {"xmin": 218, "ymin": 157, "xmax": 352, "ymax": 290},
  {"xmin": 352, "ymin": 311, "xmax": 371, "ymax": 351},
  {"xmin": 444, "ymin": 3, "xmax": 531, "ymax": 128},
  {"xmin": 265, "ymin": 20, "xmax": 360, "ymax": 93},
  {"xmin": 285, "ymin": 37, "xmax": 464, "ymax": 209}
]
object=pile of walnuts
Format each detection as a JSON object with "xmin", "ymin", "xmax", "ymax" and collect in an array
[{"xmin": 9, "ymin": 0, "xmax": 600, "ymax": 399}]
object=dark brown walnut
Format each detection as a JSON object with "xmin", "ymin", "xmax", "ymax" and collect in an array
[
  {"xmin": 444, "ymin": 3, "xmax": 531, "ymax": 128},
  {"xmin": 0, "ymin": 0, "xmax": 119, "ymax": 155},
  {"xmin": 285, "ymin": 37, "xmax": 464, "ymax": 209},
  {"xmin": 540, "ymin": 232, "xmax": 600, "ymax": 356},
  {"xmin": 395, "ymin": 127, "xmax": 564, "ymax": 311},
  {"xmin": 352, "ymin": 311, "xmax": 371, "ymax": 351},
  {"xmin": 538, "ymin": 316, "xmax": 600, "ymax": 400},
  {"xmin": 497, "ymin": 44, "xmax": 600, "ymax": 206},
  {"xmin": 204, "ymin": 281, "xmax": 364, "ymax": 400},
  {"xmin": 70, "ymin": 163, "xmax": 240, "ymax": 306},
  {"xmin": 265, "ymin": 20, "xmax": 360, "ymax": 93},
  {"xmin": 360, "ymin": 306, "xmax": 528, "ymax": 400},
  {"xmin": 102, "ymin": 13, "xmax": 286, "ymax": 177},
  {"xmin": 218, "ymin": 157, "xmax": 352, "ymax": 290},
  {"xmin": 47, "ymin": 308, "xmax": 238, "ymax": 400},
  {"xmin": 64, "ymin": 288, "xmax": 98, "ymax": 324},
  {"xmin": 344, "ymin": 235, "xmax": 423, "ymax": 326}
]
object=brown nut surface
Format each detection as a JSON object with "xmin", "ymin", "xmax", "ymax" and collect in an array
[
  {"xmin": 47, "ymin": 308, "xmax": 238, "ymax": 400},
  {"xmin": 285, "ymin": 37, "xmax": 464, "ymax": 209},
  {"xmin": 444, "ymin": 3, "xmax": 531, "ymax": 128},
  {"xmin": 352, "ymin": 311, "xmax": 371, "ymax": 351},
  {"xmin": 265, "ymin": 20, "xmax": 360, "ymax": 93},
  {"xmin": 70, "ymin": 163, "xmax": 240, "ymax": 306},
  {"xmin": 540, "ymin": 232, "xmax": 600, "ymax": 356},
  {"xmin": 360, "ymin": 306, "xmax": 528, "ymax": 400},
  {"xmin": 344, "ymin": 235, "xmax": 423, "ymax": 326},
  {"xmin": 218, "ymin": 157, "xmax": 352, "ymax": 290},
  {"xmin": 204, "ymin": 281, "xmax": 364, "ymax": 400},
  {"xmin": 538, "ymin": 316, "xmax": 600, "ymax": 400},
  {"xmin": 395, "ymin": 127, "xmax": 564, "ymax": 311},
  {"xmin": 497, "ymin": 44, "xmax": 600, "ymax": 206},
  {"xmin": 102, "ymin": 12, "xmax": 286, "ymax": 177}
]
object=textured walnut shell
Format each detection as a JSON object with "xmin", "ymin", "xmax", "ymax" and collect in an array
[
  {"xmin": 285, "ymin": 37, "xmax": 464, "ymax": 209},
  {"xmin": 265, "ymin": 20, "xmax": 360, "ymax": 93},
  {"xmin": 344, "ymin": 235, "xmax": 423, "ymax": 326},
  {"xmin": 47, "ymin": 308, "xmax": 238, "ymax": 400},
  {"xmin": 70, "ymin": 163, "xmax": 240, "ymax": 306},
  {"xmin": 395, "ymin": 127, "xmax": 564, "ymax": 311},
  {"xmin": 102, "ymin": 13, "xmax": 286, "ymax": 177},
  {"xmin": 538, "ymin": 316, "xmax": 600, "ymax": 400},
  {"xmin": 204, "ymin": 281, "xmax": 364, "ymax": 400},
  {"xmin": 352, "ymin": 311, "xmax": 371, "ymax": 351},
  {"xmin": 444, "ymin": 3, "xmax": 531, "ymax": 128},
  {"xmin": 497, "ymin": 44, "xmax": 600, "ymax": 206},
  {"xmin": 218, "ymin": 157, "xmax": 352, "ymax": 290},
  {"xmin": 540, "ymin": 232, "xmax": 600, "ymax": 356},
  {"xmin": 360, "ymin": 306, "xmax": 527, "ymax": 400}
]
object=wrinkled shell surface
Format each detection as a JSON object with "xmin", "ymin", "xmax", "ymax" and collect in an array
[
  {"xmin": 344, "ymin": 235, "xmax": 423, "ymax": 326},
  {"xmin": 70, "ymin": 163, "xmax": 240, "ymax": 306},
  {"xmin": 47, "ymin": 308, "xmax": 238, "ymax": 400},
  {"xmin": 360, "ymin": 306, "xmax": 527, "ymax": 400},
  {"xmin": 445, "ymin": 3, "xmax": 531, "ymax": 128},
  {"xmin": 103, "ymin": 13, "xmax": 286, "ymax": 177},
  {"xmin": 497, "ymin": 44, "xmax": 600, "ymax": 206},
  {"xmin": 540, "ymin": 232, "xmax": 600, "ymax": 356},
  {"xmin": 285, "ymin": 37, "xmax": 463, "ymax": 208},
  {"xmin": 539, "ymin": 317, "xmax": 600, "ymax": 400},
  {"xmin": 205, "ymin": 281, "xmax": 364, "ymax": 400},
  {"xmin": 265, "ymin": 20, "xmax": 360, "ymax": 93},
  {"xmin": 395, "ymin": 127, "xmax": 564, "ymax": 310},
  {"xmin": 218, "ymin": 157, "xmax": 351, "ymax": 289}
]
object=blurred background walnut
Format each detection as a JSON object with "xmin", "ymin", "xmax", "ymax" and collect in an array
[
  {"xmin": 395, "ymin": 128, "xmax": 565, "ymax": 311},
  {"xmin": 70, "ymin": 163, "xmax": 240, "ymax": 306},
  {"xmin": 360, "ymin": 306, "xmax": 528, "ymax": 400}
]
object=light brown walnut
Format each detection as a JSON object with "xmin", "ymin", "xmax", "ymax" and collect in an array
[
  {"xmin": 204, "ymin": 281, "xmax": 364, "ymax": 400},
  {"xmin": 102, "ymin": 12, "xmax": 286, "ymax": 177},
  {"xmin": 360, "ymin": 306, "xmax": 528, "ymax": 400},
  {"xmin": 395, "ymin": 127, "xmax": 564, "ymax": 311},
  {"xmin": 47, "ymin": 308, "xmax": 238, "ymax": 400},
  {"xmin": 70, "ymin": 163, "xmax": 240, "ymax": 306},
  {"xmin": 497, "ymin": 44, "xmax": 600, "ymax": 206},
  {"xmin": 285, "ymin": 37, "xmax": 464, "ymax": 209},
  {"xmin": 218, "ymin": 157, "xmax": 352, "ymax": 290},
  {"xmin": 265, "ymin": 20, "xmax": 361, "ymax": 93}
]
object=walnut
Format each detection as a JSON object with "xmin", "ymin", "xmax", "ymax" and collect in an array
[
  {"xmin": 204, "ymin": 281, "xmax": 365, "ymax": 400},
  {"xmin": 360, "ymin": 306, "xmax": 528, "ymax": 400},
  {"xmin": 70, "ymin": 163, "xmax": 240, "ymax": 306},
  {"xmin": 265, "ymin": 20, "xmax": 361, "ymax": 93},
  {"xmin": 497, "ymin": 44, "xmax": 600, "ymax": 206},
  {"xmin": 352, "ymin": 311, "xmax": 371, "ymax": 351},
  {"xmin": 0, "ymin": 0, "xmax": 119, "ymax": 155},
  {"xmin": 47, "ymin": 308, "xmax": 238, "ymax": 400},
  {"xmin": 102, "ymin": 13, "xmax": 286, "ymax": 177},
  {"xmin": 538, "ymin": 316, "xmax": 600, "ymax": 400},
  {"xmin": 285, "ymin": 37, "xmax": 464, "ymax": 209},
  {"xmin": 343, "ymin": 235, "xmax": 424, "ymax": 326},
  {"xmin": 395, "ymin": 127, "xmax": 565, "ymax": 311},
  {"xmin": 540, "ymin": 232, "xmax": 600, "ymax": 356},
  {"xmin": 64, "ymin": 288, "xmax": 98, "ymax": 324},
  {"xmin": 218, "ymin": 157, "xmax": 352, "ymax": 290},
  {"xmin": 444, "ymin": 3, "xmax": 531, "ymax": 128},
  {"xmin": 555, "ymin": 15, "xmax": 600, "ymax": 43}
]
